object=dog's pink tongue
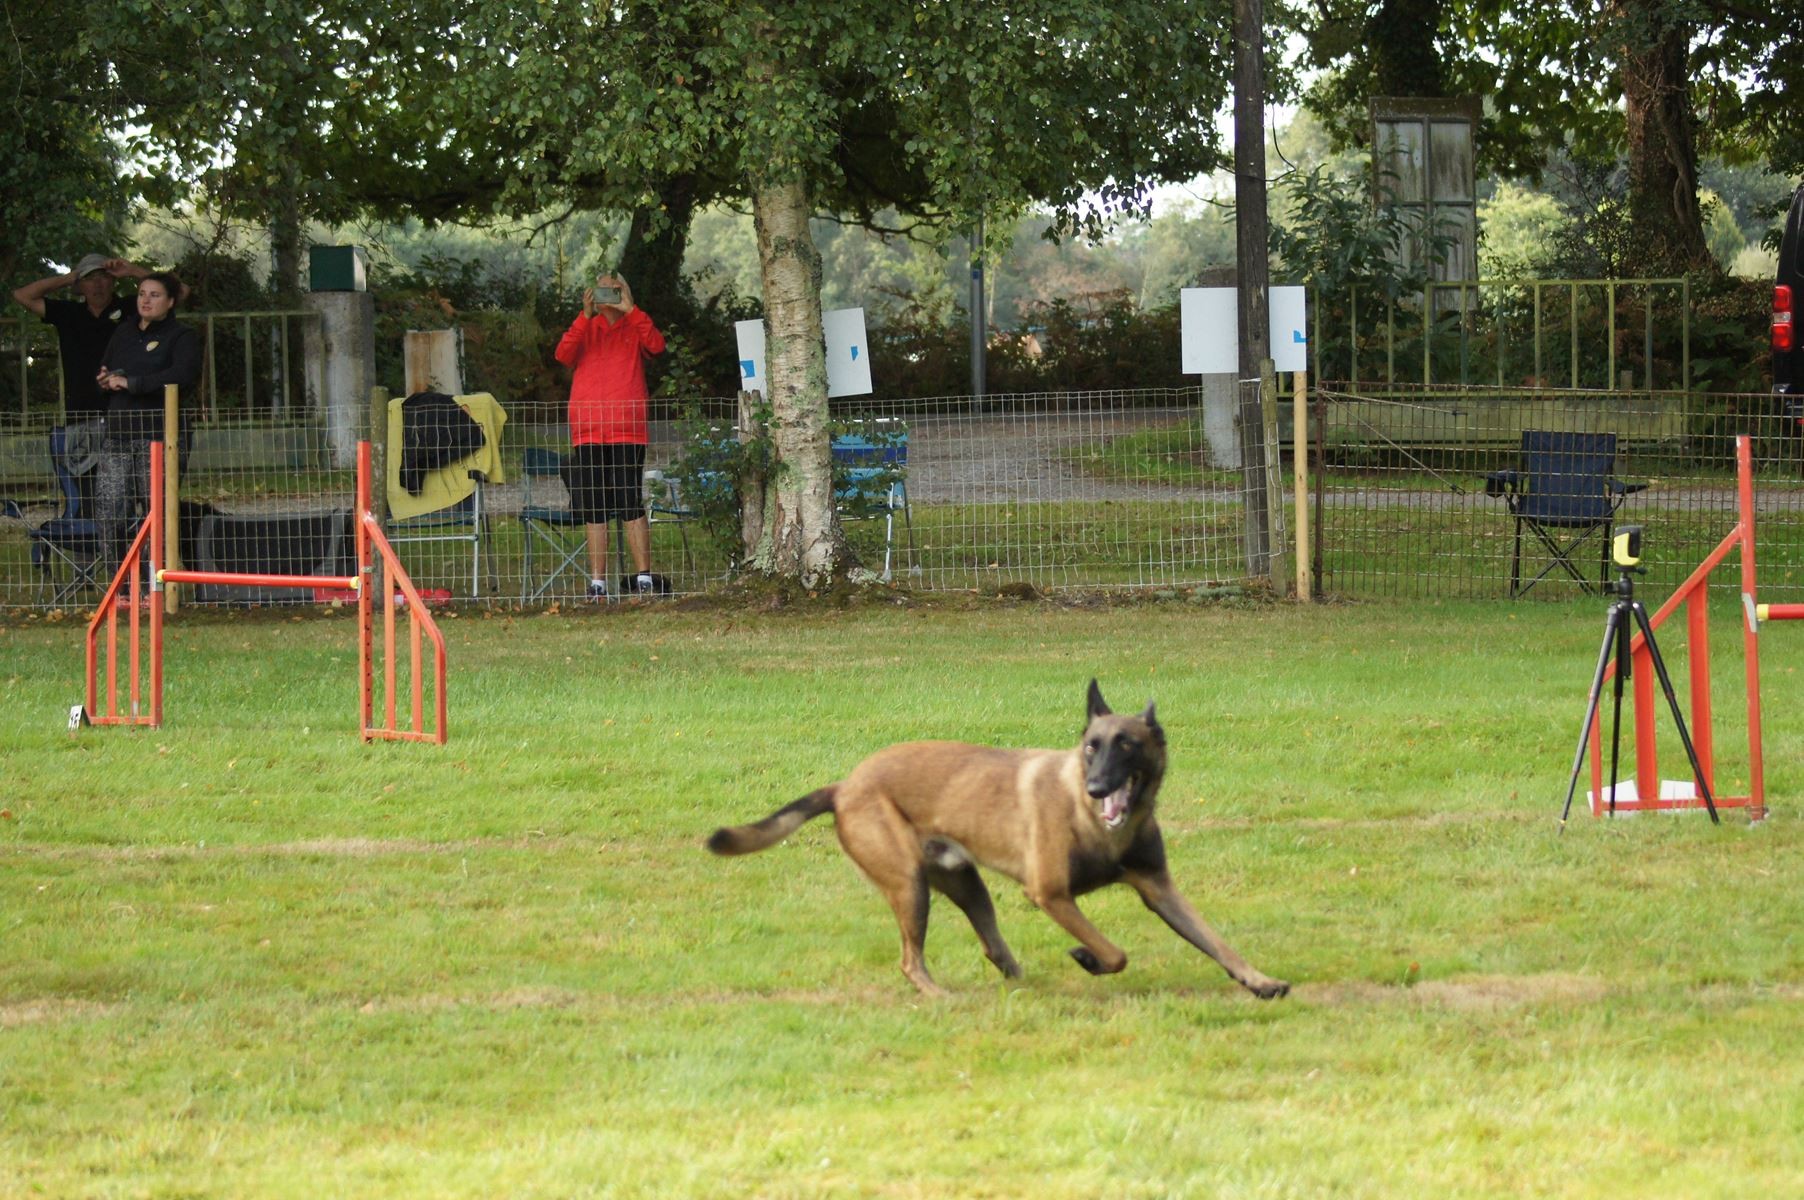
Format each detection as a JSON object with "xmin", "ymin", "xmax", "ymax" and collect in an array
[{"xmin": 1101, "ymin": 785, "xmax": 1129, "ymax": 826}]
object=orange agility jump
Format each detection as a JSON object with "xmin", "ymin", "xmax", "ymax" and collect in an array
[
  {"xmin": 1581, "ymin": 433, "xmax": 1778, "ymax": 820},
  {"xmin": 80, "ymin": 440, "xmax": 448, "ymax": 744}
]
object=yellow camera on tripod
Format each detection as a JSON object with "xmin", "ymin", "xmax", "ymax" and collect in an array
[{"xmin": 1612, "ymin": 525, "xmax": 1643, "ymax": 570}]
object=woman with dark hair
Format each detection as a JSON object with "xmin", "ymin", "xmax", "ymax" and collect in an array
[{"xmin": 95, "ymin": 272, "xmax": 200, "ymax": 581}]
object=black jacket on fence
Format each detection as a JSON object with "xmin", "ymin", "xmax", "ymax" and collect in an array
[{"xmin": 398, "ymin": 391, "xmax": 487, "ymax": 494}]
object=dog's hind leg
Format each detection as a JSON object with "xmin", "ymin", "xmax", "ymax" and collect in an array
[
  {"xmin": 927, "ymin": 862, "xmax": 1022, "ymax": 980},
  {"xmin": 836, "ymin": 796, "xmax": 945, "ymax": 997}
]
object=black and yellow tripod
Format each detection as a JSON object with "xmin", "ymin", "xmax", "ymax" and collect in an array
[{"xmin": 1558, "ymin": 526, "xmax": 1721, "ymax": 831}]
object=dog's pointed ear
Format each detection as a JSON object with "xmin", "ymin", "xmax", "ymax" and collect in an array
[
  {"xmin": 1086, "ymin": 678, "xmax": 1111, "ymax": 720},
  {"xmin": 1142, "ymin": 700, "xmax": 1164, "ymax": 743}
]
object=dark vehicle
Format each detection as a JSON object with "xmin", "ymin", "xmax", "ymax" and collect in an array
[{"xmin": 1776, "ymin": 185, "xmax": 1804, "ymax": 396}]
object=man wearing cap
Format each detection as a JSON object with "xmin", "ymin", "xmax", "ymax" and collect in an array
[{"xmin": 12, "ymin": 255, "xmax": 171, "ymax": 427}]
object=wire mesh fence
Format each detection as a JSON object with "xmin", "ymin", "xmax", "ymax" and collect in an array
[
  {"xmin": 2, "ymin": 385, "xmax": 1267, "ymax": 610},
  {"xmin": 14, "ymin": 375, "xmax": 1804, "ymax": 613},
  {"xmin": 1313, "ymin": 384, "xmax": 1804, "ymax": 602}
]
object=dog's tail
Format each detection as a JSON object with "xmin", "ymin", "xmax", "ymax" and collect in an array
[{"xmin": 706, "ymin": 786, "xmax": 837, "ymax": 856}]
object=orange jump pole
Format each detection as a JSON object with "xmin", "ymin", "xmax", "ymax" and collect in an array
[{"xmin": 1584, "ymin": 434, "xmax": 1765, "ymax": 820}]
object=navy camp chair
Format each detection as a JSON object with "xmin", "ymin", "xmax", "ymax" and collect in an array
[
  {"xmin": 1485, "ymin": 429, "xmax": 1646, "ymax": 597},
  {"xmin": 30, "ymin": 426, "xmax": 104, "ymax": 604}
]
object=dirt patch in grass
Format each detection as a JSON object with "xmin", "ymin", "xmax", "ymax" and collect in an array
[
  {"xmin": 0, "ymin": 998, "xmax": 120, "ymax": 1028},
  {"xmin": 356, "ymin": 986, "xmax": 588, "ymax": 1015},
  {"xmin": 4, "ymin": 835, "xmax": 576, "ymax": 862},
  {"xmin": 1306, "ymin": 972, "xmax": 1609, "ymax": 1010}
]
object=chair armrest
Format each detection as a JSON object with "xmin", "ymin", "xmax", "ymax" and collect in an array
[
  {"xmin": 1483, "ymin": 470, "xmax": 1520, "ymax": 497},
  {"xmin": 1611, "ymin": 480, "xmax": 1648, "ymax": 495}
]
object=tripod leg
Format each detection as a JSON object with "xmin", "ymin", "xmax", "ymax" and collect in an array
[
  {"xmin": 1560, "ymin": 605, "xmax": 1627, "ymax": 831},
  {"xmin": 1630, "ymin": 603, "xmax": 1722, "ymax": 825},
  {"xmin": 1606, "ymin": 618, "xmax": 1629, "ymax": 816}
]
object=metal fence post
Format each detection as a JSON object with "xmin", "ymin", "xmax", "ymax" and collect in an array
[
  {"xmin": 1292, "ymin": 368, "xmax": 1310, "ymax": 601},
  {"xmin": 369, "ymin": 385, "xmax": 389, "ymax": 603},
  {"xmin": 1260, "ymin": 359, "xmax": 1285, "ymax": 583},
  {"xmin": 163, "ymin": 384, "xmax": 182, "ymax": 615}
]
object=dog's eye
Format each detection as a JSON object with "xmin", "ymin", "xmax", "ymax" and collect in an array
[
  {"xmin": 1083, "ymin": 740, "xmax": 1097, "ymax": 758},
  {"xmin": 1117, "ymin": 736, "xmax": 1138, "ymax": 753}
]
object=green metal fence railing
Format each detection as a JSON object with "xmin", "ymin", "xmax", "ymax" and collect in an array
[
  {"xmin": 1314, "ymin": 277, "xmax": 1691, "ymax": 392},
  {"xmin": 0, "ymin": 309, "xmax": 319, "ymax": 429}
]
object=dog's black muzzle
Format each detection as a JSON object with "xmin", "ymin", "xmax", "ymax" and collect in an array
[{"xmin": 1086, "ymin": 754, "xmax": 1140, "ymax": 829}]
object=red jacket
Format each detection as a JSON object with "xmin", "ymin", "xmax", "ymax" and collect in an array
[{"xmin": 555, "ymin": 307, "xmax": 665, "ymax": 445}]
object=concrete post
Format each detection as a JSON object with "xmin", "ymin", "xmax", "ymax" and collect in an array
[
  {"xmin": 1197, "ymin": 266, "xmax": 1241, "ymax": 470},
  {"xmin": 302, "ymin": 291, "xmax": 377, "ymax": 470}
]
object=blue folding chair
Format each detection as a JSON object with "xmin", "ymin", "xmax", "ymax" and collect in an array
[
  {"xmin": 832, "ymin": 423, "xmax": 913, "ymax": 582},
  {"xmin": 1485, "ymin": 430, "xmax": 1646, "ymax": 597}
]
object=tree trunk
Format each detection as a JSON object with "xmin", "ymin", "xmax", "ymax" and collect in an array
[
  {"xmin": 618, "ymin": 172, "xmax": 699, "ymax": 397},
  {"xmin": 1233, "ymin": 0, "xmax": 1273, "ymax": 578},
  {"xmin": 1614, "ymin": 0, "xmax": 1713, "ymax": 274},
  {"xmin": 747, "ymin": 175, "xmax": 843, "ymax": 585},
  {"xmin": 268, "ymin": 155, "xmax": 306, "ymax": 304},
  {"xmin": 1370, "ymin": 0, "xmax": 1446, "ymax": 98}
]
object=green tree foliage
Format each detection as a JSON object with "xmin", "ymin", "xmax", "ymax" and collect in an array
[
  {"xmin": 1292, "ymin": 0, "xmax": 1802, "ymax": 276},
  {"xmin": 1476, "ymin": 182, "xmax": 1567, "ymax": 278},
  {"xmin": 417, "ymin": 0, "xmax": 1237, "ymax": 582},
  {"xmin": 0, "ymin": 5, "xmax": 132, "ymax": 279}
]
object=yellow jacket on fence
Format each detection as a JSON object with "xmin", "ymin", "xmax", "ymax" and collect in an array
[{"xmin": 385, "ymin": 392, "xmax": 508, "ymax": 521}]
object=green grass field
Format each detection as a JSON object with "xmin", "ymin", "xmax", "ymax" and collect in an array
[{"xmin": 3, "ymin": 597, "xmax": 1802, "ymax": 1197}]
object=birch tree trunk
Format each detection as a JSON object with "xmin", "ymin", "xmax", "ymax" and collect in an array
[{"xmin": 746, "ymin": 175, "xmax": 844, "ymax": 585}]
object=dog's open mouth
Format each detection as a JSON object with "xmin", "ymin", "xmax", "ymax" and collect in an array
[{"xmin": 1098, "ymin": 776, "xmax": 1137, "ymax": 829}]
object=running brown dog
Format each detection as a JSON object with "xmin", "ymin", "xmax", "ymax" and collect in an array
[{"xmin": 707, "ymin": 680, "xmax": 1290, "ymax": 999}]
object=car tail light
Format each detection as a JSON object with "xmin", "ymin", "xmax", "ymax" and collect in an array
[{"xmin": 1777, "ymin": 285, "xmax": 1795, "ymax": 352}]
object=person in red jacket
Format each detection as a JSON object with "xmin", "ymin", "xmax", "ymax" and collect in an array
[{"xmin": 553, "ymin": 273, "xmax": 666, "ymax": 599}]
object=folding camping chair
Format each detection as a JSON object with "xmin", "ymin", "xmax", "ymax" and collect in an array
[
  {"xmin": 385, "ymin": 392, "xmax": 506, "ymax": 597},
  {"xmin": 1484, "ymin": 429, "xmax": 1646, "ymax": 597},
  {"xmin": 518, "ymin": 447, "xmax": 588, "ymax": 602},
  {"xmin": 387, "ymin": 473, "xmax": 495, "ymax": 597},
  {"xmin": 644, "ymin": 468, "xmax": 698, "ymax": 580},
  {"xmin": 29, "ymin": 426, "xmax": 104, "ymax": 604},
  {"xmin": 832, "ymin": 423, "xmax": 914, "ymax": 582}
]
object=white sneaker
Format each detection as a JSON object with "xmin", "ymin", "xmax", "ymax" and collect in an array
[{"xmin": 635, "ymin": 573, "xmax": 655, "ymax": 595}]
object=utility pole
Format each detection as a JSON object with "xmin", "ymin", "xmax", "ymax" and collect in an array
[
  {"xmin": 1233, "ymin": 0, "xmax": 1273, "ymax": 577},
  {"xmin": 969, "ymin": 217, "xmax": 986, "ymax": 405}
]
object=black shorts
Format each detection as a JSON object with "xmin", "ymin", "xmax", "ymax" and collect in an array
[{"xmin": 566, "ymin": 442, "xmax": 647, "ymax": 524}]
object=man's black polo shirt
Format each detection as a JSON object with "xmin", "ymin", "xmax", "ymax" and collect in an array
[{"xmin": 41, "ymin": 296, "xmax": 131, "ymax": 422}]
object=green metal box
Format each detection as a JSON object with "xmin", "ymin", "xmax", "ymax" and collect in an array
[{"xmin": 308, "ymin": 245, "xmax": 367, "ymax": 292}]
